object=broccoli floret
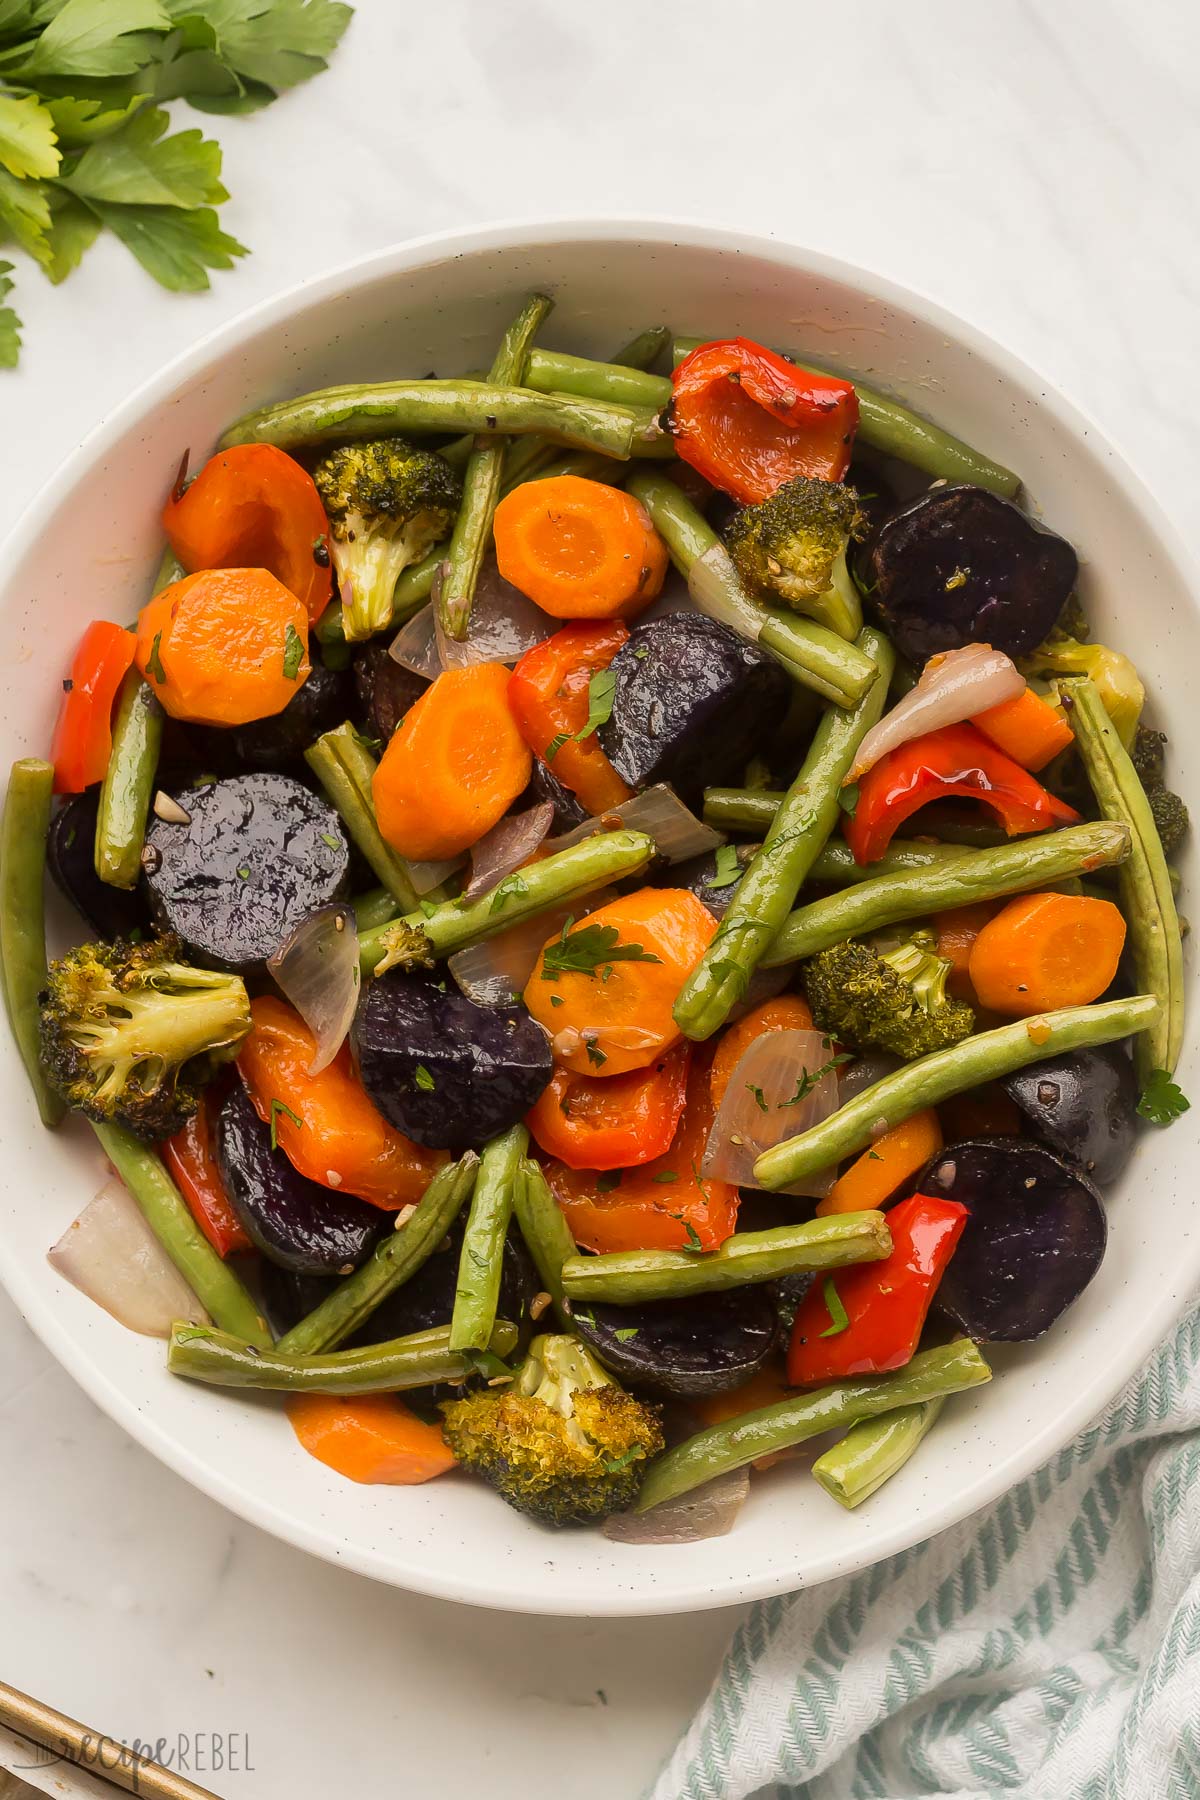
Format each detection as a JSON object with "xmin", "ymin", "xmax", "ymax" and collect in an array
[
  {"xmin": 802, "ymin": 931, "xmax": 975, "ymax": 1061},
  {"xmin": 1148, "ymin": 786, "xmax": 1190, "ymax": 857},
  {"xmin": 39, "ymin": 935, "xmax": 251, "ymax": 1140},
  {"xmin": 1131, "ymin": 725, "xmax": 1167, "ymax": 787},
  {"xmin": 1020, "ymin": 631, "xmax": 1144, "ymax": 749},
  {"xmin": 725, "ymin": 474, "xmax": 865, "ymax": 635},
  {"xmin": 1055, "ymin": 593, "xmax": 1091, "ymax": 642},
  {"xmin": 440, "ymin": 1333, "xmax": 664, "ymax": 1528},
  {"xmin": 312, "ymin": 437, "xmax": 461, "ymax": 642},
  {"xmin": 369, "ymin": 918, "xmax": 434, "ymax": 978}
]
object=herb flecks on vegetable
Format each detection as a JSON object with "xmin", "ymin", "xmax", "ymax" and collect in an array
[
  {"xmin": 414, "ymin": 1064, "xmax": 436, "ymax": 1092},
  {"xmin": 818, "ymin": 1277, "xmax": 850, "ymax": 1337},
  {"xmin": 282, "ymin": 622, "xmax": 305, "ymax": 680},
  {"xmin": 540, "ymin": 917, "xmax": 662, "ymax": 981},
  {"xmin": 708, "ymin": 844, "xmax": 743, "ymax": 889},
  {"xmin": 269, "ymin": 1097, "xmax": 303, "ymax": 1150}
]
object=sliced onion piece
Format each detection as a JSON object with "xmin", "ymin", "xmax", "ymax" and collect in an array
[
  {"xmin": 448, "ymin": 888, "xmax": 618, "ymax": 1006},
  {"xmin": 405, "ymin": 853, "xmax": 464, "ymax": 896},
  {"xmin": 545, "ymin": 783, "xmax": 723, "ymax": 863},
  {"xmin": 49, "ymin": 1181, "xmax": 208, "ymax": 1337},
  {"xmin": 267, "ymin": 903, "xmax": 359, "ymax": 1074},
  {"xmin": 392, "ymin": 560, "xmax": 554, "ymax": 679},
  {"xmin": 603, "ymin": 1468, "xmax": 750, "ymax": 1544},
  {"xmin": 702, "ymin": 1027, "xmax": 840, "ymax": 1196},
  {"xmin": 846, "ymin": 643, "xmax": 1025, "ymax": 785},
  {"xmin": 686, "ymin": 541, "xmax": 765, "ymax": 644},
  {"xmin": 389, "ymin": 604, "xmax": 441, "ymax": 680},
  {"xmin": 464, "ymin": 802, "xmax": 554, "ymax": 901}
]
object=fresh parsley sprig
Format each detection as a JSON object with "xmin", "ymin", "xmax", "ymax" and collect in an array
[{"xmin": 539, "ymin": 916, "xmax": 661, "ymax": 981}]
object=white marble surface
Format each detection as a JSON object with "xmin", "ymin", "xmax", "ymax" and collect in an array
[{"xmin": 2, "ymin": 1, "xmax": 1198, "ymax": 1794}]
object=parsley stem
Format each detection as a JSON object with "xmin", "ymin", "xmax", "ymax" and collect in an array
[
  {"xmin": 449, "ymin": 1123, "xmax": 527, "ymax": 1353},
  {"xmin": 305, "ymin": 721, "xmax": 420, "ymax": 911},
  {"xmin": 168, "ymin": 1319, "xmax": 517, "ymax": 1395}
]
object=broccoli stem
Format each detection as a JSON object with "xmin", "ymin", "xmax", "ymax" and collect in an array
[
  {"xmin": 674, "ymin": 626, "xmax": 894, "ymax": 1041},
  {"xmin": 1, "ymin": 759, "xmax": 64, "ymax": 1127},
  {"xmin": 315, "ymin": 546, "xmax": 441, "ymax": 647},
  {"xmin": 762, "ymin": 819, "xmax": 1132, "ymax": 967},
  {"xmin": 168, "ymin": 1318, "xmax": 517, "ymax": 1394},
  {"xmin": 276, "ymin": 1154, "xmax": 480, "ymax": 1355},
  {"xmin": 93, "ymin": 546, "xmax": 178, "ymax": 890},
  {"xmin": 438, "ymin": 294, "xmax": 554, "ymax": 641},
  {"xmin": 1062, "ymin": 677, "xmax": 1184, "ymax": 1082},
  {"xmin": 525, "ymin": 347, "xmax": 672, "ymax": 412},
  {"xmin": 672, "ymin": 336, "xmax": 1021, "ymax": 497},
  {"xmin": 561, "ymin": 1212, "xmax": 891, "ymax": 1306},
  {"xmin": 449, "ymin": 1123, "xmax": 527, "ymax": 1353},
  {"xmin": 811, "ymin": 1398, "xmax": 945, "ymax": 1509},
  {"xmin": 92, "ymin": 1122, "xmax": 271, "ymax": 1347},
  {"xmin": 305, "ymin": 722, "xmax": 419, "ymax": 911},
  {"xmin": 624, "ymin": 469, "xmax": 877, "ymax": 709},
  {"xmin": 635, "ymin": 1339, "xmax": 991, "ymax": 1513},
  {"xmin": 357, "ymin": 828, "xmax": 655, "ymax": 977},
  {"xmin": 753, "ymin": 994, "xmax": 1159, "ymax": 1189},
  {"xmin": 511, "ymin": 1157, "xmax": 577, "ymax": 1329}
]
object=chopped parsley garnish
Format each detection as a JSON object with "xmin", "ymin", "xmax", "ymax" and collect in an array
[
  {"xmin": 544, "ymin": 731, "xmax": 570, "ymax": 761},
  {"xmin": 604, "ymin": 1446, "xmax": 643, "ymax": 1473},
  {"xmin": 780, "ymin": 1052, "xmax": 852, "ymax": 1106},
  {"xmin": 419, "ymin": 899, "xmax": 439, "ymax": 918},
  {"xmin": 540, "ymin": 918, "xmax": 661, "ymax": 981},
  {"xmin": 236, "ymin": 865, "xmax": 250, "ymax": 881},
  {"xmin": 489, "ymin": 874, "xmax": 529, "ymax": 914},
  {"xmin": 268, "ymin": 1098, "xmax": 303, "ymax": 1150},
  {"xmin": 319, "ymin": 832, "xmax": 340, "ymax": 851},
  {"xmin": 613, "ymin": 1327, "xmax": 639, "ymax": 1343},
  {"xmin": 838, "ymin": 783, "xmax": 859, "ymax": 819},
  {"xmin": 1137, "ymin": 1068, "xmax": 1190, "ymax": 1126},
  {"xmin": 633, "ymin": 646, "xmax": 649, "ymax": 660},
  {"xmin": 549, "ymin": 993, "xmax": 564, "ymax": 1007},
  {"xmin": 145, "ymin": 631, "xmax": 167, "ymax": 685},
  {"xmin": 414, "ymin": 1064, "xmax": 436, "ymax": 1092},
  {"xmin": 282, "ymin": 622, "xmax": 305, "ymax": 680},
  {"xmin": 651, "ymin": 1170, "xmax": 679, "ymax": 1183},
  {"xmin": 574, "ymin": 669, "xmax": 617, "ymax": 743},
  {"xmin": 584, "ymin": 1037, "xmax": 608, "ymax": 1068},
  {"xmin": 818, "ymin": 1277, "xmax": 849, "ymax": 1337},
  {"xmin": 745, "ymin": 1082, "xmax": 769, "ymax": 1113},
  {"xmin": 708, "ymin": 844, "xmax": 743, "ymax": 890}
]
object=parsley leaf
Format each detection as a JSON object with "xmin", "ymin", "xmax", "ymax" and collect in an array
[
  {"xmin": 160, "ymin": 0, "xmax": 353, "ymax": 107},
  {"xmin": 413, "ymin": 1064, "xmax": 436, "ymax": 1092},
  {"xmin": 540, "ymin": 918, "xmax": 661, "ymax": 981},
  {"xmin": 268, "ymin": 1096, "xmax": 302, "ymax": 1149},
  {"xmin": 0, "ymin": 260, "xmax": 20, "ymax": 368},
  {"xmin": 488, "ymin": 873, "xmax": 528, "ymax": 914},
  {"xmin": 708, "ymin": 843, "xmax": 742, "ymax": 890},
  {"xmin": 15, "ymin": 0, "xmax": 171, "ymax": 81},
  {"xmin": 818, "ymin": 1277, "xmax": 849, "ymax": 1337},
  {"xmin": 651, "ymin": 1171, "xmax": 679, "ymax": 1183},
  {"xmin": 0, "ymin": 165, "xmax": 52, "ymax": 266},
  {"xmin": 145, "ymin": 630, "xmax": 167, "ymax": 684},
  {"xmin": 84, "ymin": 198, "xmax": 247, "ymax": 291},
  {"xmin": 584, "ymin": 1037, "xmax": 607, "ymax": 1069},
  {"xmin": 0, "ymin": 92, "xmax": 60, "ymax": 180},
  {"xmin": 319, "ymin": 831, "xmax": 339, "ymax": 850},
  {"xmin": 544, "ymin": 731, "xmax": 569, "ymax": 762},
  {"xmin": 60, "ymin": 106, "xmax": 227, "ymax": 208},
  {"xmin": 780, "ymin": 1052, "xmax": 853, "ymax": 1106},
  {"xmin": 43, "ymin": 188, "xmax": 101, "ymax": 283},
  {"xmin": 573, "ymin": 668, "xmax": 616, "ymax": 743},
  {"xmin": 281, "ymin": 620, "xmax": 304, "ymax": 679},
  {"xmin": 549, "ymin": 992, "xmax": 564, "ymax": 1007},
  {"xmin": 603, "ymin": 1446, "xmax": 643, "ymax": 1474},
  {"xmin": 745, "ymin": 1082, "xmax": 769, "ymax": 1114},
  {"xmin": 1137, "ymin": 1068, "xmax": 1190, "ymax": 1127},
  {"xmin": 838, "ymin": 783, "xmax": 859, "ymax": 820},
  {"xmin": 613, "ymin": 1327, "xmax": 639, "ymax": 1343}
]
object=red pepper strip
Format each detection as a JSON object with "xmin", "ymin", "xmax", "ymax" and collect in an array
[
  {"xmin": 788, "ymin": 1193, "xmax": 967, "ymax": 1383},
  {"xmin": 508, "ymin": 621, "xmax": 633, "ymax": 815},
  {"xmin": 526, "ymin": 1043, "xmax": 691, "ymax": 1170},
  {"xmin": 50, "ymin": 620, "xmax": 138, "ymax": 795},
  {"xmin": 670, "ymin": 337, "xmax": 859, "ymax": 503},
  {"xmin": 161, "ymin": 1093, "xmax": 252, "ymax": 1259},
  {"xmin": 844, "ymin": 721, "xmax": 1080, "ymax": 866}
]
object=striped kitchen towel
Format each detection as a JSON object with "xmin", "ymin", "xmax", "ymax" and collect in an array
[{"xmin": 650, "ymin": 1300, "xmax": 1200, "ymax": 1800}]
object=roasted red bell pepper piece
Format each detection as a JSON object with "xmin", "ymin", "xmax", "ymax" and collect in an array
[
  {"xmin": 161, "ymin": 1093, "xmax": 251, "ymax": 1259},
  {"xmin": 844, "ymin": 721, "xmax": 1080, "ymax": 865},
  {"xmin": 788, "ymin": 1192, "xmax": 967, "ymax": 1383},
  {"xmin": 671, "ymin": 337, "xmax": 858, "ymax": 503},
  {"xmin": 508, "ymin": 621, "xmax": 633, "ymax": 815},
  {"xmin": 50, "ymin": 619, "xmax": 138, "ymax": 795},
  {"xmin": 526, "ymin": 1042, "xmax": 691, "ymax": 1170},
  {"xmin": 163, "ymin": 442, "xmax": 332, "ymax": 621}
]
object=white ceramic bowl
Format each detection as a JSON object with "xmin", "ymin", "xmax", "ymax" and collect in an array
[{"xmin": 1, "ymin": 220, "xmax": 1196, "ymax": 1616}]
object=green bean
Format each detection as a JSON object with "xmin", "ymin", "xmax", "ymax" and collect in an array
[
  {"xmin": 671, "ymin": 337, "xmax": 1020, "ymax": 497},
  {"xmin": 439, "ymin": 294, "xmax": 553, "ymax": 641},
  {"xmin": 358, "ymin": 827, "xmax": 655, "ymax": 977},
  {"xmin": 511, "ymin": 1157, "xmax": 576, "ymax": 1328},
  {"xmin": 501, "ymin": 327, "xmax": 671, "ymax": 493},
  {"xmin": 762, "ymin": 820, "xmax": 1132, "ymax": 967},
  {"xmin": 636, "ymin": 1338, "xmax": 991, "ymax": 1512},
  {"xmin": 1063, "ymin": 677, "xmax": 1184, "ymax": 1082},
  {"xmin": 675, "ymin": 627, "xmax": 894, "ymax": 1040},
  {"xmin": 305, "ymin": 722, "xmax": 419, "ymax": 910},
  {"xmin": 624, "ymin": 470, "xmax": 876, "ymax": 709},
  {"xmin": 219, "ymin": 380, "xmax": 658, "ymax": 460},
  {"xmin": 812, "ymin": 1398, "xmax": 944, "ymax": 1509},
  {"xmin": 93, "ymin": 549, "xmax": 179, "ymax": 889},
  {"xmin": 525, "ymin": 347, "xmax": 672, "ymax": 412},
  {"xmin": 168, "ymin": 1319, "xmax": 517, "ymax": 1394},
  {"xmin": 0, "ymin": 759, "xmax": 64, "ymax": 1126},
  {"xmin": 449, "ymin": 1124, "xmax": 527, "ymax": 1352},
  {"xmin": 93, "ymin": 1122, "xmax": 271, "ymax": 1346},
  {"xmin": 502, "ymin": 448, "xmax": 624, "ymax": 496},
  {"xmin": 612, "ymin": 325, "xmax": 671, "ymax": 369},
  {"xmin": 351, "ymin": 886, "xmax": 401, "ymax": 932},
  {"xmin": 562, "ymin": 1213, "xmax": 891, "ymax": 1306},
  {"xmin": 277, "ymin": 1153, "xmax": 479, "ymax": 1355},
  {"xmin": 436, "ymin": 433, "xmax": 475, "ymax": 472},
  {"xmin": 753, "ymin": 994, "xmax": 1158, "ymax": 1189}
]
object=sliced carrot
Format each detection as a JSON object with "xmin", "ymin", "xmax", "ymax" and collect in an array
[
  {"xmin": 816, "ymin": 1110, "xmax": 943, "ymax": 1216},
  {"xmin": 967, "ymin": 890, "xmax": 1127, "ymax": 1016},
  {"xmin": 372, "ymin": 662, "xmax": 531, "ymax": 861},
  {"xmin": 934, "ymin": 901, "xmax": 1000, "ymax": 1000},
  {"xmin": 939, "ymin": 1083, "xmax": 1024, "ymax": 1140},
  {"xmin": 134, "ymin": 568, "xmax": 311, "ymax": 727},
  {"xmin": 524, "ymin": 887, "xmax": 717, "ymax": 1076},
  {"xmin": 709, "ymin": 994, "xmax": 815, "ymax": 1109},
  {"xmin": 974, "ymin": 687, "xmax": 1074, "ymax": 772},
  {"xmin": 694, "ymin": 1360, "xmax": 796, "ymax": 1469},
  {"xmin": 493, "ymin": 475, "xmax": 669, "ymax": 620},
  {"xmin": 287, "ymin": 1393, "xmax": 455, "ymax": 1484}
]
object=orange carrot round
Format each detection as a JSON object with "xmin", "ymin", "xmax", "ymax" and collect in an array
[
  {"xmin": 967, "ymin": 890, "xmax": 1127, "ymax": 1016},
  {"xmin": 372, "ymin": 662, "xmax": 532, "ymax": 861},
  {"xmin": 287, "ymin": 1393, "xmax": 455, "ymax": 1484},
  {"xmin": 135, "ymin": 567, "xmax": 311, "ymax": 727},
  {"xmin": 709, "ymin": 994, "xmax": 814, "ymax": 1109},
  {"xmin": 816, "ymin": 1110, "xmax": 943, "ymax": 1216},
  {"xmin": 493, "ymin": 475, "xmax": 669, "ymax": 619}
]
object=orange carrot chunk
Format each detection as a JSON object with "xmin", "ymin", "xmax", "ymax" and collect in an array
[
  {"xmin": 288, "ymin": 1393, "xmax": 455, "ymax": 1484},
  {"xmin": 934, "ymin": 901, "xmax": 1000, "ymax": 1000},
  {"xmin": 967, "ymin": 890, "xmax": 1127, "ymax": 1017},
  {"xmin": 974, "ymin": 687, "xmax": 1074, "ymax": 772},
  {"xmin": 493, "ymin": 475, "xmax": 669, "ymax": 620},
  {"xmin": 816, "ymin": 1110, "xmax": 943, "ymax": 1216},
  {"xmin": 372, "ymin": 662, "xmax": 532, "ymax": 861},
  {"xmin": 134, "ymin": 567, "xmax": 311, "ymax": 727},
  {"xmin": 709, "ymin": 994, "xmax": 815, "ymax": 1110}
]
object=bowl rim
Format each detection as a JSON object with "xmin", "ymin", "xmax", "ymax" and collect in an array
[{"xmin": 3, "ymin": 214, "xmax": 1196, "ymax": 1616}]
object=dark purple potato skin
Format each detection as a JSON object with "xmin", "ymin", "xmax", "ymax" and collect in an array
[
  {"xmin": 571, "ymin": 1286, "xmax": 778, "ymax": 1398},
  {"xmin": 47, "ymin": 788, "xmax": 152, "ymax": 940},
  {"xmin": 352, "ymin": 974, "xmax": 553, "ymax": 1154},
  {"xmin": 352, "ymin": 644, "xmax": 428, "ymax": 744},
  {"xmin": 862, "ymin": 485, "xmax": 1078, "ymax": 662},
  {"xmin": 919, "ymin": 1136, "xmax": 1107, "ymax": 1342},
  {"xmin": 1003, "ymin": 1045, "xmax": 1138, "ymax": 1185},
  {"xmin": 143, "ymin": 772, "xmax": 349, "ymax": 971},
  {"xmin": 599, "ymin": 614, "xmax": 790, "ymax": 805},
  {"xmin": 215, "ymin": 1083, "xmax": 387, "ymax": 1276},
  {"xmin": 525, "ymin": 757, "xmax": 590, "ymax": 833},
  {"xmin": 258, "ymin": 1262, "xmax": 336, "ymax": 1337},
  {"xmin": 350, "ymin": 1224, "xmax": 535, "ymax": 1348},
  {"xmin": 189, "ymin": 659, "xmax": 354, "ymax": 775}
]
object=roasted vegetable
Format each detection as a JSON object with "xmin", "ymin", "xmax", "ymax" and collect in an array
[
  {"xmin": 1021, "ymin": 632, "xmax": 1144, "ymax": 749},
  {"xmin": 570, "ymin": 1286, "xmax": 778, "ymax": 1399},
  {"xmin": 46, "ymin": 787, "xmax": 151, "ymax": 941},
  {"xmin": 802, "ymin": 931, "xmax": 975, "ymax": 1060},
  {"xmin": 1002, "ymin": 1044, "xmax": 1138, "ymax": 1184},
  {"xmin": 725, "ymin": 473, "xmax": 864, "ymax": 636},
  {"xmin": 352, "ymin": 643, "xmax": 428, "ymax": 745},
  {"xmin": 190, "ymin": 657, "xmax": 354, "ymax": 775}
]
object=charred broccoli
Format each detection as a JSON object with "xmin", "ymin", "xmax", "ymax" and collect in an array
[
  {"xmin": 312, "ymin": 437, "xmax": 461, "ymax": 642},
  {"xmin": 440, "ymin": 1333, "xmax": 664, "ymax": 1527},
  {"xmin": 1130, "ymin": 725, "xmax": 1189, "ymax": 855},
  {"xmin": 725, "ymin": 474, "xmax": 865, "ymax": 636},
  {"xmin": 39, "ymin": 935, "xmax": 251, "ymax": 1140},
  {"xmin": 802, "ymin": 931, "xmax": 975, "ymax": 1061},
  {"xmin": 1131, "ymin": 725, "xmax": 1167, "ymax": 786}
]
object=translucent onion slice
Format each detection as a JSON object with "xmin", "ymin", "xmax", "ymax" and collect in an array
[
  {"xmin": 846, "ymin": 643, "xmax": 1025, "ymax": 784},
  {"xmin": 702, "ymin": 1027, "xmax": 840, "ymax": 1197},
  {"xmin": 603, "ymin": 1468, "xmax": 750, "ymax": 1544},
  {"xmin": 405, "ymin": 852, "xmax": 464, "ymax": 896},
  {"xmin": 464, "ymin": 802, "xmax": 554, "ymax": 901},
  {"xmin": 391, "ymin": 558, "xmax": 553, "ymax": 678},
  {"xmin": 551, "ymin": 1023, "xmax": 663, "ymax": 1062},
  {"xmin": 448, "ymin": 888, "xmax": 618, "ymax": 1006},
  {"xmin": 267, "ymin": 903, "xmax": 359, "ymax": 1074},
  {"xmin": 49, "ymin": 1181, "xmax": 208, "ymax": 1337},
  {"xmin": 545, "ymin": 783, "xmax": 723, "ymax": 863}
]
